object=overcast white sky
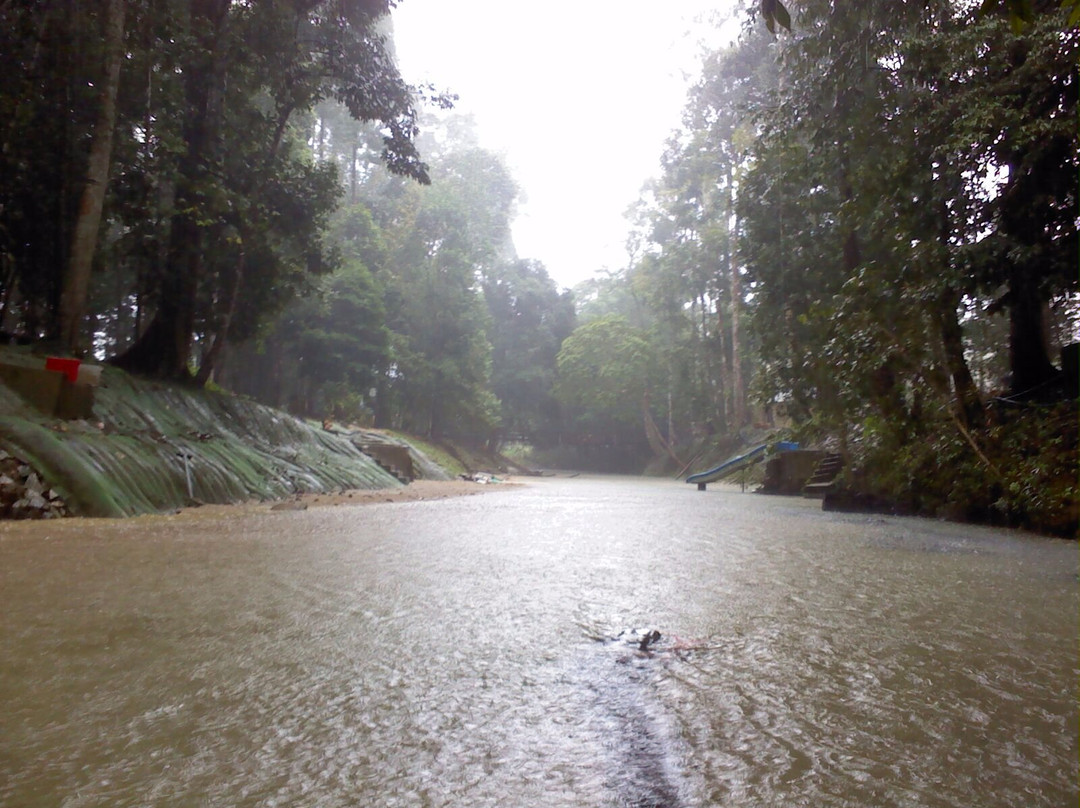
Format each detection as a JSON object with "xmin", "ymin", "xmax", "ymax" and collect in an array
[{"xmin": 391, "ymin": 1, "xmax": 742, "ymax": 289}]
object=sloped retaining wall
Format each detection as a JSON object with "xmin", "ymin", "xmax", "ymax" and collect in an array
[
  {"xmin": 344, "ymin": 428, "xmax": 453, "ymax": 482},
  {"xmin": 0, "ymin": 364, "xmax": 401, "ymax": 518}
]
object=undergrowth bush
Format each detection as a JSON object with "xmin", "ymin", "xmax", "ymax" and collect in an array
[{"xmin": 850, "ymin": 401, "xmax": 1077, "ymax": 537}]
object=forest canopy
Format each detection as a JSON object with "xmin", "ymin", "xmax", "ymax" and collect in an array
[
  {"xmin": 0, "ymin": 0, "xmax": 437, "ymax": 379},
  {"xmin": 0, "ymin": 0, "xmax": 1075, "ymax": 533}
]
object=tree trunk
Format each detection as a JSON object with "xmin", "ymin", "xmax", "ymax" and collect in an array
[
  {"xmin": 642, "ymin": 392, "xmax": 682, "ymax": 466},
  {"xmin": 194, "ymin": 240, "xmax": 245, "ymax": 386},
  {"xmin": 666, "ymin": 383, "xmax": 675, "ymax": 451},
  {"xmin": 59, "ymin": 0, "xmax": 125, "ymax": 353},
  {"xmin": 1007, "ymin": 267, "xmax": 1059, "ymax": 398},
  {"xmin": 934, "ymin": 288, "xmax": 984, "ymax": 428},
  {"xmin": 728, "ymin": 213, "xmax": 745, "ymax": 431},
  {"xmin": 350, "ymin": 141, "xmax": 358, "ymax": 203},
  {"xmin": 932, "ymin": 192, "xmax": 984, "ymax": 427},
  {"xmin": 111, "ymin": 0, "xmax": 230, "ymax": 379}
]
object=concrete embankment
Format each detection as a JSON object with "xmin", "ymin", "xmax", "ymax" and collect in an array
[{"xmin": 0, "ymin": 352, "xmax": 449, "ymax": 518}]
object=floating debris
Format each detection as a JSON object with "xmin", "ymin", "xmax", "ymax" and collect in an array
[
  {"xmin": 459, "ymin": 472, "xmax": 502, "ymax": 484},
  {"xmin": 637, "ymin": 629, "xmax": 662, "ymax": 652}
]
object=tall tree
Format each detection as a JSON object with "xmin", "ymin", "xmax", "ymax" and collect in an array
[
  {"xmin": 0, "ymin": 1, "xmax": 105, "ymax": 338},
  {"xmin": 935, "ymin": 9, "xmax": 1079, "ymax": 397},
  {"xmin": 376, "ymin": 151, "xmax": 509, "ymax": 437},
  {"xmin": 555, "ymin": 314, "xmax": 656, "ymax": 440},
  {"xmin": 112, "ymin": 0, "xmax": 432, "ymax": 380},
  {"xmin": 59, "ymin": 0, "xmax": 126, "ymax": 354},
  {"xmin": 483, "ymin": 258, "xmax": 576, "ymax": 444}
]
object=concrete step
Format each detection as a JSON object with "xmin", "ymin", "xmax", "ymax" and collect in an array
[
  {"xmin": 360, "ymin": 442, "xmax": 414, "ymax": 483},
  {"xmin": 802, "ymin": 453, "xmax": 844, "ymax": 498}
]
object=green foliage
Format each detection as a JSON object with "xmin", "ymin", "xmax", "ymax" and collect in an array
[
  {"xmin": 0, "ymin": 0, "xmax": 435, "ymax": 379},
  {"xmin": 980, "ymin": 0, "xmax": 1080, "ymax": 31},
  {"xmin": 760, "ymin": 0, "xmax": 791, "ymax": 34},
  {"xmin": 738, "ymin": 0, "xmax": 1076, "ymax": 408},
  {"xmin": 555, "ymin": 315, "xmax": 655, "ymax": 429},
  {"xmin": 852, "ymin": 401, "xmax": 1078, "ymax": 537},
  {"xmin": 763, "ymin": 0, "xmax": 1080, "ymax": 34},
  {"xmin": 222, "ymin": 117, "xmax": 572, "ymax": 447},
  {"xmin": 375, "ymin": 162, "xmax": 502, "ymax": 439},
  {"xmin": 560, "ymin": 30, "xmax": 781, "ymax": 459},
  {"xmin": 569, "ymin": 1, "xmax": 1078, "ymax": 527},
  {"xmin": 2, "ymin": 0, "xmax": 577, "ymax": 450},
  {"xmin": 483, "ymin": 259, "xmax": 576, "ymax": 444},
  {"xmin": 220, "ymin": 198, "xmax": 391, "ymax": 419},
  {"xmin": 295, "ymin": 262, "xmax": 390, "ymax": 409}
]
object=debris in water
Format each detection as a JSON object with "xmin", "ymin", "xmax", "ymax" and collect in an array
[{"xmin": 638, "ymin": 629, "xmax": 662, "ymax": 652}]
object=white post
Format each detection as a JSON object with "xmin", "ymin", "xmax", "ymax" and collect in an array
[{"xmin": 178, "ymin": 450, "xmax": 193, "ymax": 498}]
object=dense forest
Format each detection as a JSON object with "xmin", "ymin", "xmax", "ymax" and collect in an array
[{"xmin": 0, "ymin": 1, "xmax": 1075, "ymax": 533}]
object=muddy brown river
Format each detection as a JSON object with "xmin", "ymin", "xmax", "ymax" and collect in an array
[{"xmin": 1, "ymin": 476, "xmax": 1076, "ymax": 807}]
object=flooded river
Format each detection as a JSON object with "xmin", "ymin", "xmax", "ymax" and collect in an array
[{"xmin": 1, "ymin": 476, "xmax": 1076, "ymax": 807}]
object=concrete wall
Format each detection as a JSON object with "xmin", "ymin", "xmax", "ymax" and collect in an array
[{"xmin": 760, "ymin": 450, "xmax": 828, "ymax": 495}]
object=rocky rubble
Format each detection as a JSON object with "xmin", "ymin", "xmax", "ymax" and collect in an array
[{"xmin": 0, "ymin": 450, "xmax": 68, "ymax": 519}]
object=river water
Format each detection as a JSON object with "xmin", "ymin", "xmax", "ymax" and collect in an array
[{"xmin": 1, "ymin": 476, "xmax": 1076, "ymax": 807}]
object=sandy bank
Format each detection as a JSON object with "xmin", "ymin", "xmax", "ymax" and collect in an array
[
  {"xmin": 0, "ymin": 479, "xmax": 523, "ymax": 535},
  {"xmin": 280, "ymin": 478, "xmax": 518, "ymax": 508},
  {"xmin": 173, "ymin": 477, "xmax": 522, "ymax": 519}
]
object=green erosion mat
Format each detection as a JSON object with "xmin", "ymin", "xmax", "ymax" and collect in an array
[{"xmin": 0, "ymin": 362, "xmax": 401, "ymax": 517}]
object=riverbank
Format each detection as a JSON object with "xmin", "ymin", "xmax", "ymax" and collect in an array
[
  {"xmin": 199, "ymin": 478, "xmax": 520, "ymax": 517},
  {"xmin": 0, "ymin": 347, "xmax": 516, "ymax": 519},
  {"xmin": 655, "ymin": 406, "xmax": 1078, "ymax": 539},
  {"xmin": 0, "ymin": 480, "xmax": 521, "ymax": 535}
]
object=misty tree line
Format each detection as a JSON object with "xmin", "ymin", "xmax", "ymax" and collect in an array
[
  {"xmin": 0, "ymin": 0, "xmax": 574, "ymax": 443},
  {"xmin": 0, "ymin": 0, "xmax": 607, "ymax": 453},
  {"xmin": 220, "ymin": 117, "xmax": 577, "ymax": 443}
]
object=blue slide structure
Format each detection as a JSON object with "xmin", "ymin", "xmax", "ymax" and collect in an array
[{"xmin": 686, "ymin": 441, "xmax": 798, "ymax": 490}]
